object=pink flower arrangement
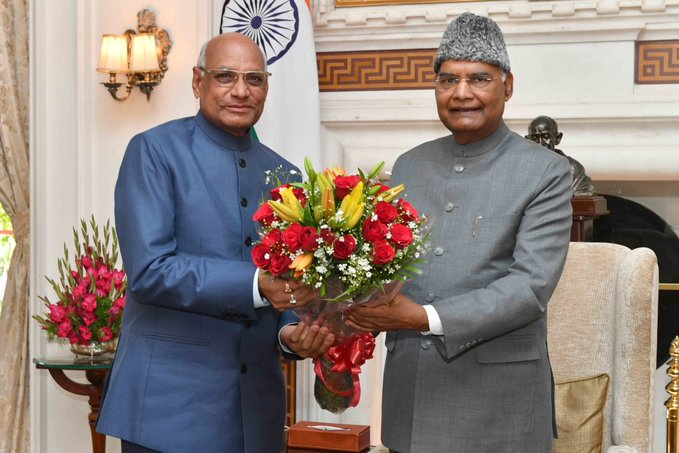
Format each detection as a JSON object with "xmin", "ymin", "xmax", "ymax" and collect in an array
[{"xmin": 34, "ymin": 216, "xmax": 127, "ymax": 346}]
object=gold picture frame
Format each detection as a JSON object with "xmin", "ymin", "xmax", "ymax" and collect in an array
[{"xmin": 336, "ymin": 0, "xmax": 486, "ymax": 6}]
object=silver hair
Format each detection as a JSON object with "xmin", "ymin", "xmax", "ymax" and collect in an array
[{"xmin": 196, "ymin": 35, "xmax": 268, "ymax": 71}]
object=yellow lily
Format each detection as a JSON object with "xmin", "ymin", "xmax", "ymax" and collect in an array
[
  {"xmin": 268, "ymin": 200, "xmax": 298, "ymax": 223},
  {"xmin": 268, "ymin": 187, "xmax": 304, "ymax": 223},
  {"xmin": 338, "ymin": 181, "xmax": 364, "ymax": 216},
  {"xmin": 345, "ymin": 202, "xmax": 365, "ymax": 229},
  {"xmin": 324, "ymin": 165, "xmax": 346, "ymax": 181},
  {"xmin": 322, "ymin": 186, "xmax": 336, "ymax": 219},
  {"xmin": 378, "ymin": 184, "xmax": 405, "ymax": 203},
  {"xmin": 316, "ymin": 172, "xmax": 333, "ymax": 195},
  {"xmin": 289, "ymin": 253, "xmax": 314, "ymax": 277}
]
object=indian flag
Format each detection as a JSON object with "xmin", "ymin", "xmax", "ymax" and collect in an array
[{"xmin": 220, "ymin": 0, "xmax": 322, "ymax": 171}]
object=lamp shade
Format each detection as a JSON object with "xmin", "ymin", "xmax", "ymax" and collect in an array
[
  {"xmin": 130, "ymin": 33, "xmax": 160, "ymax": 72},
  {"xmin": 97, "ymin": 35, "xmax": 129, "ymax": 73}
]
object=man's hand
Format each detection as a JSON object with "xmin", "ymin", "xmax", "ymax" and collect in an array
[
  {"xmin": 280, "ymin": 322, "xmax": 335, "ymax": 359},
  {"xmin": 258, "ymin": 273, "xmax": 318, "ymax": 311},
  {"xmin": 343, "ymin": 294, "xmax": 429, "ymax": 332}
]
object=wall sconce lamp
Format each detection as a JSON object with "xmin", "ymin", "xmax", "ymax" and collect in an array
[{"xmin": 97, "ymin": 9, "xmax": 172, "ymax": 101}]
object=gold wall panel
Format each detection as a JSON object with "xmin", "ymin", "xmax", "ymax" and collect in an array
[
  {"xmin": 636, "ymin": 40, "xmax": 679, "ymax": 84},
  {"xmin": 317, "ymin": 49, "xmax": 437, "ymax": 92}
]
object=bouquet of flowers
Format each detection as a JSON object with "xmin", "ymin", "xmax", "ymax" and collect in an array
[
  {"xmin": 33, "ymin": 216, "xmax": 127, "ymax": 348},
  {"xmin": 252, "ymin": 158, "xmax": 428, "ymax": 413}
]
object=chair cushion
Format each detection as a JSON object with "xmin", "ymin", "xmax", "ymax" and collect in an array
[{"xmin": 552, "ymin": 373, "xmax": 609, "ymax": 453}]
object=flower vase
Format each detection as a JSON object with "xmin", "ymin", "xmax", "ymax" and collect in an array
[{"xmin": 70, "ymin": 338, "xmax": 118, "ymax": 358}]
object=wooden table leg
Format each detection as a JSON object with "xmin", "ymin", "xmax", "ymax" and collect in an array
[{"xmin": 47, "ymin": 368, "xmax": 108, "ymax": 453}]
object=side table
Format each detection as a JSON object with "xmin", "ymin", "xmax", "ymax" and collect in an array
[
  {"xmin": 34, "ymin": 354, "xmax": 113, "ymax": 453},
  {"xmin": 571, "ymin": 195, "xmax": 609, "ymax": 241}
]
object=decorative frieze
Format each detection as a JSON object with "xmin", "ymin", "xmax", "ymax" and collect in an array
[
  {"xmin": 636, "ymin": 40, "xmax": 679, "ymax": 83},
  {"xmin": 317, "ymin": 49, "xmax": 435, "ymax": 91}
]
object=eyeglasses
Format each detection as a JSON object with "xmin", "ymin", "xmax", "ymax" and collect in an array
[
  {"xmin": 434, "ymin": 74, "xmax": 501, "ymax": 91},
  {"xmin": 199, "ymin": 67, "xmax": 271, "ymax": 88}
]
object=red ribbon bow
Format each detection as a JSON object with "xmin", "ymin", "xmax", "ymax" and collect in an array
[{"xmin": 314, "ymin": 332, "xmax": 376, "ymax": 408}]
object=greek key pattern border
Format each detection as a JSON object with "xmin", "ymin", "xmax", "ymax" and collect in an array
[
  {"xmin": 636, "ymin": 40, "xmax": 679, "ymax": 84},
  {"xmin": 317, "ymin": 49, "xmax": 437, "ymax": 92}
]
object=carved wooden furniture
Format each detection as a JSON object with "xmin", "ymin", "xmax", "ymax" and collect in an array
[
  {"xmin": 34, "ymin": 355, "xmax": 112, "ymax": 453},
  {"xmin": 571, "ymin": 195, "xmax": 608, "ymax": 241}
]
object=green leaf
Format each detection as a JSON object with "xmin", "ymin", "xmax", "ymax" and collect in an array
[{"xmin": 367, "ymin": 161, "xmax": 385, "ymax": 180}]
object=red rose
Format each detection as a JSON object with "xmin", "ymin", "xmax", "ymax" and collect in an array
[
  {"xmin": 390, "ymin": 223, "xmax": 414, "ymax": 248},
  {"xmin": 299, "ymin": 226, "xmax": 320, "ymax": 252},
  {"xmin": 334, "ymin": 175, "xmax": 362, "ymax": 199},
  {"xmin": 268, "ymin": 254, "xmax": 292, "ymax": 276},
  {"xmin": 253, "ymin": 203, "xmax": 276, "ymax": 225},
  {"xmin": 252, "ymin": 244, "xmax": 271, "ymax": 269},
  {"xmin": 292, "ymin": 187, "xmax": 308, "ymax": 207},
  {"xmin": 372, "ymin": 240, "xmax": 396, "ymax": 265},
  {"xmin": 333, "ymin": 234, "xmax": 357, "ymax": 260},
  {"xmin": 362, "ymin": 218, "xmax": 388, "ymax": 242},
  {"xmin": 282, "ymin": 223, "xmax": 303, "ymax": 251},
  {"xmin": 398, "ymin": 199, "xmax": 420, "ymax": 222},
  {"xmin": 262, "ymin": 229, "xmax": 282, "ymax": 249},
  {"xmin": 374, "ymin": 201, "xmax": 398, "ymax": 223},
  {"xmin": 320, "ymin": 228, "xmax": 335, "ymax": 245}
]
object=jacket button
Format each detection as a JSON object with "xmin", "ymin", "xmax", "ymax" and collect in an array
[
  {"xmin": 240, "ymin": 198, "xmax": 248, "ymax": 207},
  {"xmin": 245, "ymin": 237, "xmax": 252, "ymax": 246},
  {"xmin": 445, "ymin": 202, "xmax": 455, "ymax": 212},
  {"xmin": 434, "ymin": 247, "xmax": 444, "ymax": 256},
  {"xmin": 239, "ymin": 158, "xmax": 246, "ymax": 168},
  {"xmin": 454, "ymin": 163, "xmax": 465, "ymax": 173},
  {"xmin": 421, "ymin": 339, "xmax": 432, "ymax": 350},
  {"xmin": 240, "ymin": 364, "xmax": 248, "ymax": 373},
  {"xmin": 425, "ymin": 292, "xmax": 435, "ymax": 302}
]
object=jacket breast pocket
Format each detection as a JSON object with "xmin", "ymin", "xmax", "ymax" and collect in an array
[
  {"xmin": 470, "ymin": 213, "xmax": 521, "ymax": 259},
  {"xmin": 475, "ymin": 335, "xmax": 541, "ymax": 364}
]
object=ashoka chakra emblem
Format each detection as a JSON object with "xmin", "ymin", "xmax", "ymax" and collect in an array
[{"xmin": 220, "ymin": 0, "xmax": 300, "ymax": 65}]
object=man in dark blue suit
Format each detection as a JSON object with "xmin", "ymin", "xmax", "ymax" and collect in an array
[{"xmin": 97, "ymin": 33, "xmax": 334, "ymax": 453}]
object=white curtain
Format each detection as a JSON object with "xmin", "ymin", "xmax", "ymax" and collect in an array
[{"xmin": 0, "ymin": 0, "xmax": 31, "ymax": 451}]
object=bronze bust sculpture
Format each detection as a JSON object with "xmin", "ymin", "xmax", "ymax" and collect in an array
[{"xmin": 526, "ymin": 115, "xmax": 594, "ymax": 196}]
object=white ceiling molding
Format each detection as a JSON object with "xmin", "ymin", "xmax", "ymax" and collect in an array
[{"xmin": 312, "ymin": 0, "xmax": 679, "ymax": 50}]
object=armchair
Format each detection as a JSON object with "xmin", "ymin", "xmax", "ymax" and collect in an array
[{"xmin": 547, "ymin": 242, "xmax": 659, "ymax": 452}]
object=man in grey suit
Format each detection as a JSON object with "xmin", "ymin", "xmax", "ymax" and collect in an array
[{"xmin": 345, "ymin": 13, "xmax": 573, "ymax": 453}]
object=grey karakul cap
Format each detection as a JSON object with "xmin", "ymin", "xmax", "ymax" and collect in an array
[{"xmin": 434, "ymin": 12, "xmax": 511, "ymax": 74}]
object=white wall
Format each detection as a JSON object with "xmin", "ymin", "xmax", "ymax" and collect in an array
[
  {"xmin": 30, "ymin": 1, "xmax": 210, "ymax": 452},
  {"xmin": 29, "ymin": 0, "xmax": 678, "ymax": 451}
]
